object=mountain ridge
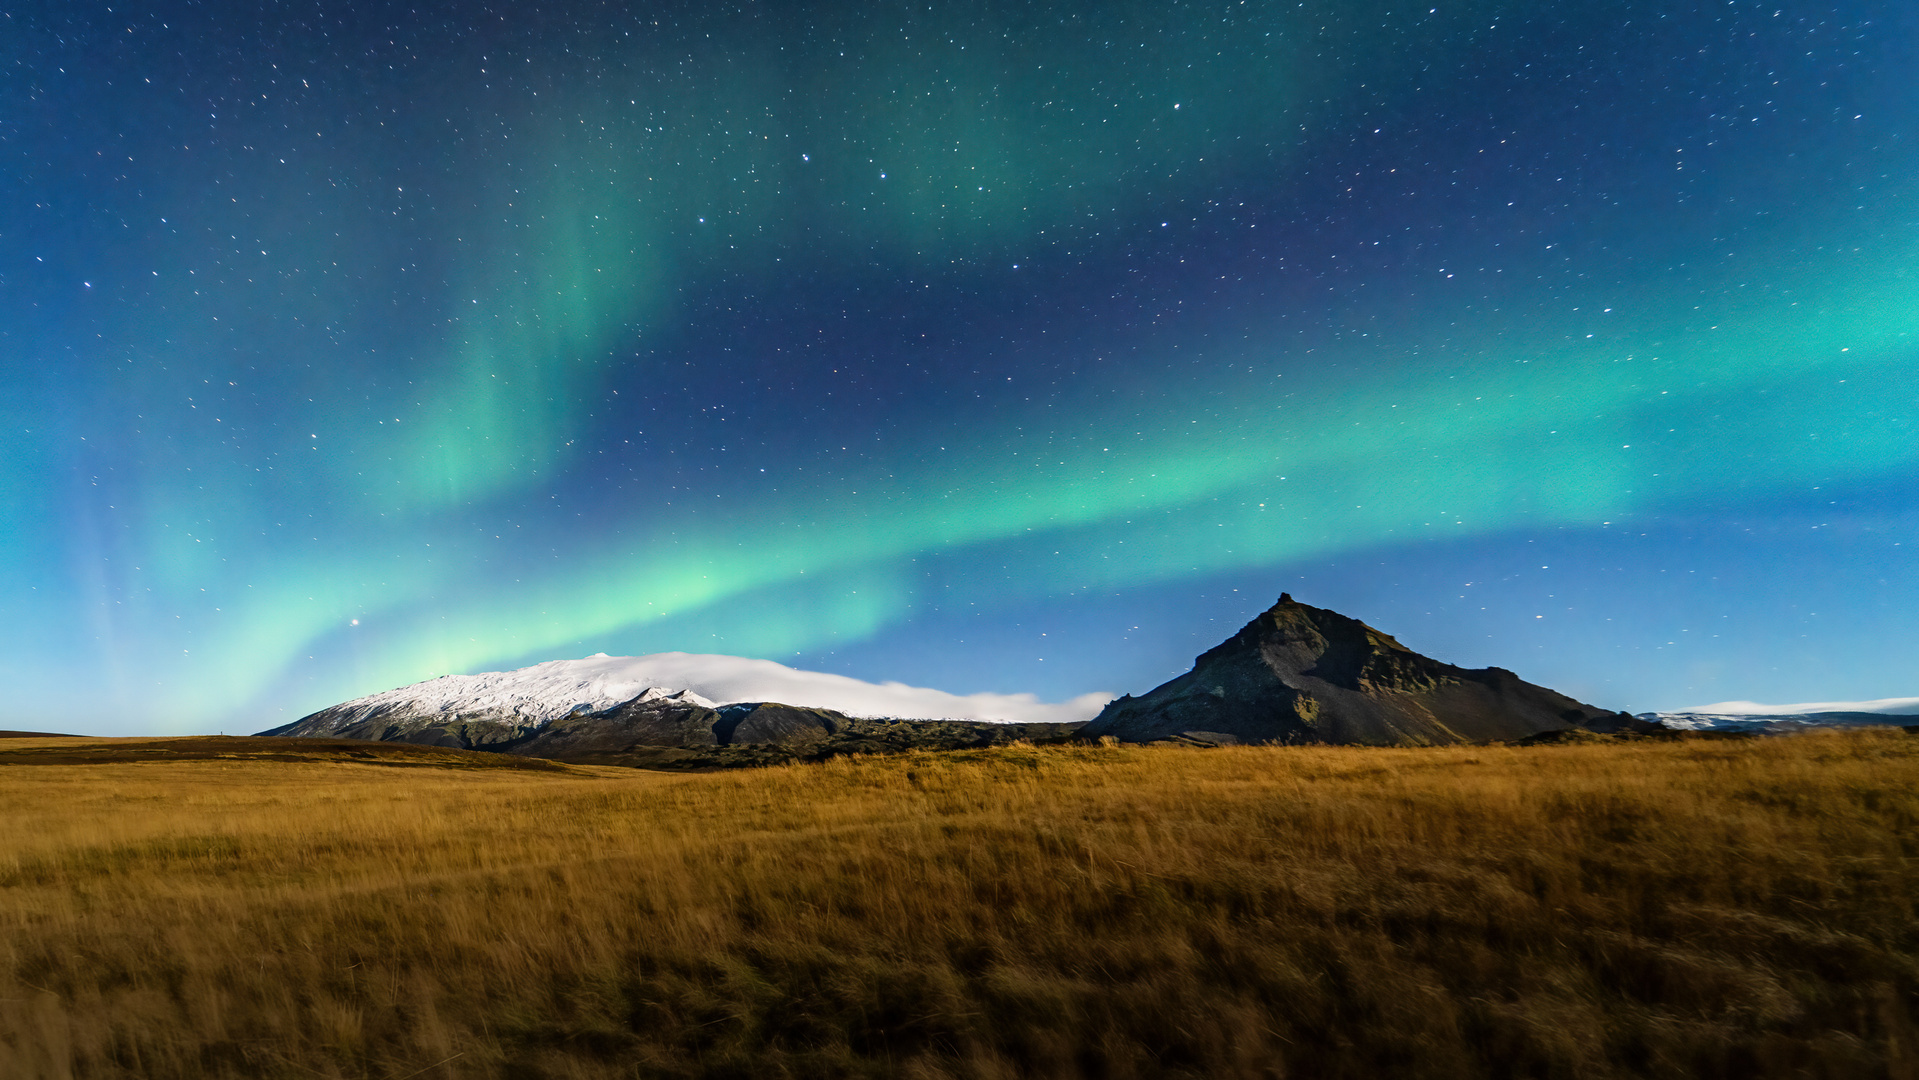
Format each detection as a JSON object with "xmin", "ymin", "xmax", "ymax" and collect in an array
[
  {"xmin": 263, "ymin": 651, "xmax": 1106, "ymax": 738},
  {"xmin": 265, "ymin": 595, "xmax": 1660, "ymax": 756},
  {"xmin": 262, "ymin": 688, "xmax": 1084, "ymax": 763},
  {"xmin": 1080, "ymin": 593, "xmax": 1652, "ymax": 746}
]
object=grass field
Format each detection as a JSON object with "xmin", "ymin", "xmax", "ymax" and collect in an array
[{"xmin": 3, "ymin": 731, "xmax": 1916, "ymax": 1079}]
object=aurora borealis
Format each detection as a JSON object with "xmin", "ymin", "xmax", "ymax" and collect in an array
[{"xmin": 5, "ymin": 1, "xmax": 1915, "ymax": 734}]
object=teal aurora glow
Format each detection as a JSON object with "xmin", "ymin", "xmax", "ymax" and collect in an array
[{"xmin": 3, "ymin": 0, "xmax": 1913, "ymax": 733}]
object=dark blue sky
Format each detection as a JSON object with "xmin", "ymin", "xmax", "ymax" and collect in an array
[{"xmin": 4, "ymin": 0, "xmax": 1914, "ymax": 733}]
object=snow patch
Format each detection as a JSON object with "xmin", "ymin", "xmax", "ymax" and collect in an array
[
  {"xmin": 1644, "ymin": 696, "xmax": 1919, "ymax": 734},
  {"xmin": 314, "ymin": 652, "xmax": 1113, "ymax": 728},
  {"xmin": 310, "ymin": 655, "xmax": 722, "ymax": 729}
]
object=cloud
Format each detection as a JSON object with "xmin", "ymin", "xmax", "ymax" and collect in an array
[
  {"xmin": 1676, "ymin": 696, "xmax": 1919, "ymax": 716},
  {"xmin": 607, "ymin": 652, "xmax": 1113, "ymax": 723}
]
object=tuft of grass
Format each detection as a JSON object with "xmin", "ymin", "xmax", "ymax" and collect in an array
[{"xmin": 2, "ymin": 730, "xmax": 1917, "ymax": 1078}]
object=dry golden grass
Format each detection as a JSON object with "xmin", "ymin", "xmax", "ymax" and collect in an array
[{"xmin": 3, "ymin": 731, "xmax": 1917, "ymax": 1079}]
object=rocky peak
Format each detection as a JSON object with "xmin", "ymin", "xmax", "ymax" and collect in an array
[
  {"xmin": 1197, "ymin": 594, "xmax": 1428, "ymax": 693},
  {"xmin": 1082, "ymin": 593, "xmax": 1646, "ymax": 746}
]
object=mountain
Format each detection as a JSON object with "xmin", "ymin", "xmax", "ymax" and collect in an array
[
  {"xmin": 266, "ymin": 652, "xmax": 1106, "ymax": 732},
  {"xmin": 1079, "ymin": 594, "xmax": 1651, "ymax": 746},
  {"xmin": 1636, "ymin": 696, "xmax": 1919, "ymax": 734},
  {"xmin": 259, "ymin": 653, "xmax": 1090, "ymax": 756},
  {"xmin": 1650, "ymin": 711, "xmax": 1919, "ymax": 735},
  {"xmin": 1643, "ymin": 711, "xmax": 1919, "ymax": 735}
]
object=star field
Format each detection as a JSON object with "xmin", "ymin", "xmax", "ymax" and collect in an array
[{"xmin": 3, "ymin": 0, "xmax": 1914, "ymax": 733}]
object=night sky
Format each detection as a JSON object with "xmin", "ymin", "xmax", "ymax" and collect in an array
[{"xmin": 5, "ymin": 1, "xmax": 1915, "ymax": 735}]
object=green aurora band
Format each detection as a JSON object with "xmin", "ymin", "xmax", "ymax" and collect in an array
[
  {"xmin": 5, "ymin": 0, "xmax": 1914, "ymax": 728},
  {"xmin": 80, "ymin": 210, "xmax": 1918, "ymax": 721}
]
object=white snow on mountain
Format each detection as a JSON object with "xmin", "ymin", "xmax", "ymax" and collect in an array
[
  {"xmin": 311, "ymin": 657, "xmax": 719, "ymax": 727},
  {"xmin": 317, "ymin": 652, "xmax": 1113, "ymax": 726},
  {"xmin": 1642, "ymin": 696, "xmax": 1919, "ymax": 733}
]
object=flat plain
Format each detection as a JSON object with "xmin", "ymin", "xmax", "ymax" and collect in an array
[{"xmin": 3, "ymin": 731, "xmax": 1916, "ymax": 1079}]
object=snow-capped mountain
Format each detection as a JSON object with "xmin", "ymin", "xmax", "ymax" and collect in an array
[
  {"xmin": 266, "ymin": 651, "xmax": 1111, "ymax": 739},
  {"xmin": 259, "ymin": 652, "xmax": 1105, "ymax": 757},
  {"xmin": 1641, "ymin": 696, "xmax": 1919, "ymax": 733},
  {"xmin": 283, "ymin": 657, "xmax": 720, "ymax": 733}
]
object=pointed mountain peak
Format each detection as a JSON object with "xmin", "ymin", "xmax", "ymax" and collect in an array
[{"xmin": 1086, "ymin": 594, "xmax": 1642, "ymax": 747}]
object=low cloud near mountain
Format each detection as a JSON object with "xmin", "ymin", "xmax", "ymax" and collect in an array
[
  {"xmin": 574, "ymin": 652, "xmax": 1112, "ymax": 723},
  {"xmin": 1678, "ymin": 696, "xmax": 1919, "ymax": 716}
]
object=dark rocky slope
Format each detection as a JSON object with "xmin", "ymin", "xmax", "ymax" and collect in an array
[
  {"xmin": 1080, "ymin": 594, "xmax": 1653, "ymax": 746},
  {"xmin": 259, "ymin": 688, "xmax": 721, "ymax": 752},
  {"xmin": 261, "ymin": 692, "xmax": 1082, "ymax": 763}
]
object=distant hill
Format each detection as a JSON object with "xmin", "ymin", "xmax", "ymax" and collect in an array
[
  {"xmin": 261, "ymin": 652, "xmax": 1105, "ymax": 747},
  {"xmin": 1080, "ymin": 594, "xmax": 1653, "ymax": 746},
  {"xmin": 1644, "ymin": 711, "xmax": 1919, "ymax": 734},
  {"xmin": 260, "ymin": 660, "xmax": 1084, "ymax": 760}
]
